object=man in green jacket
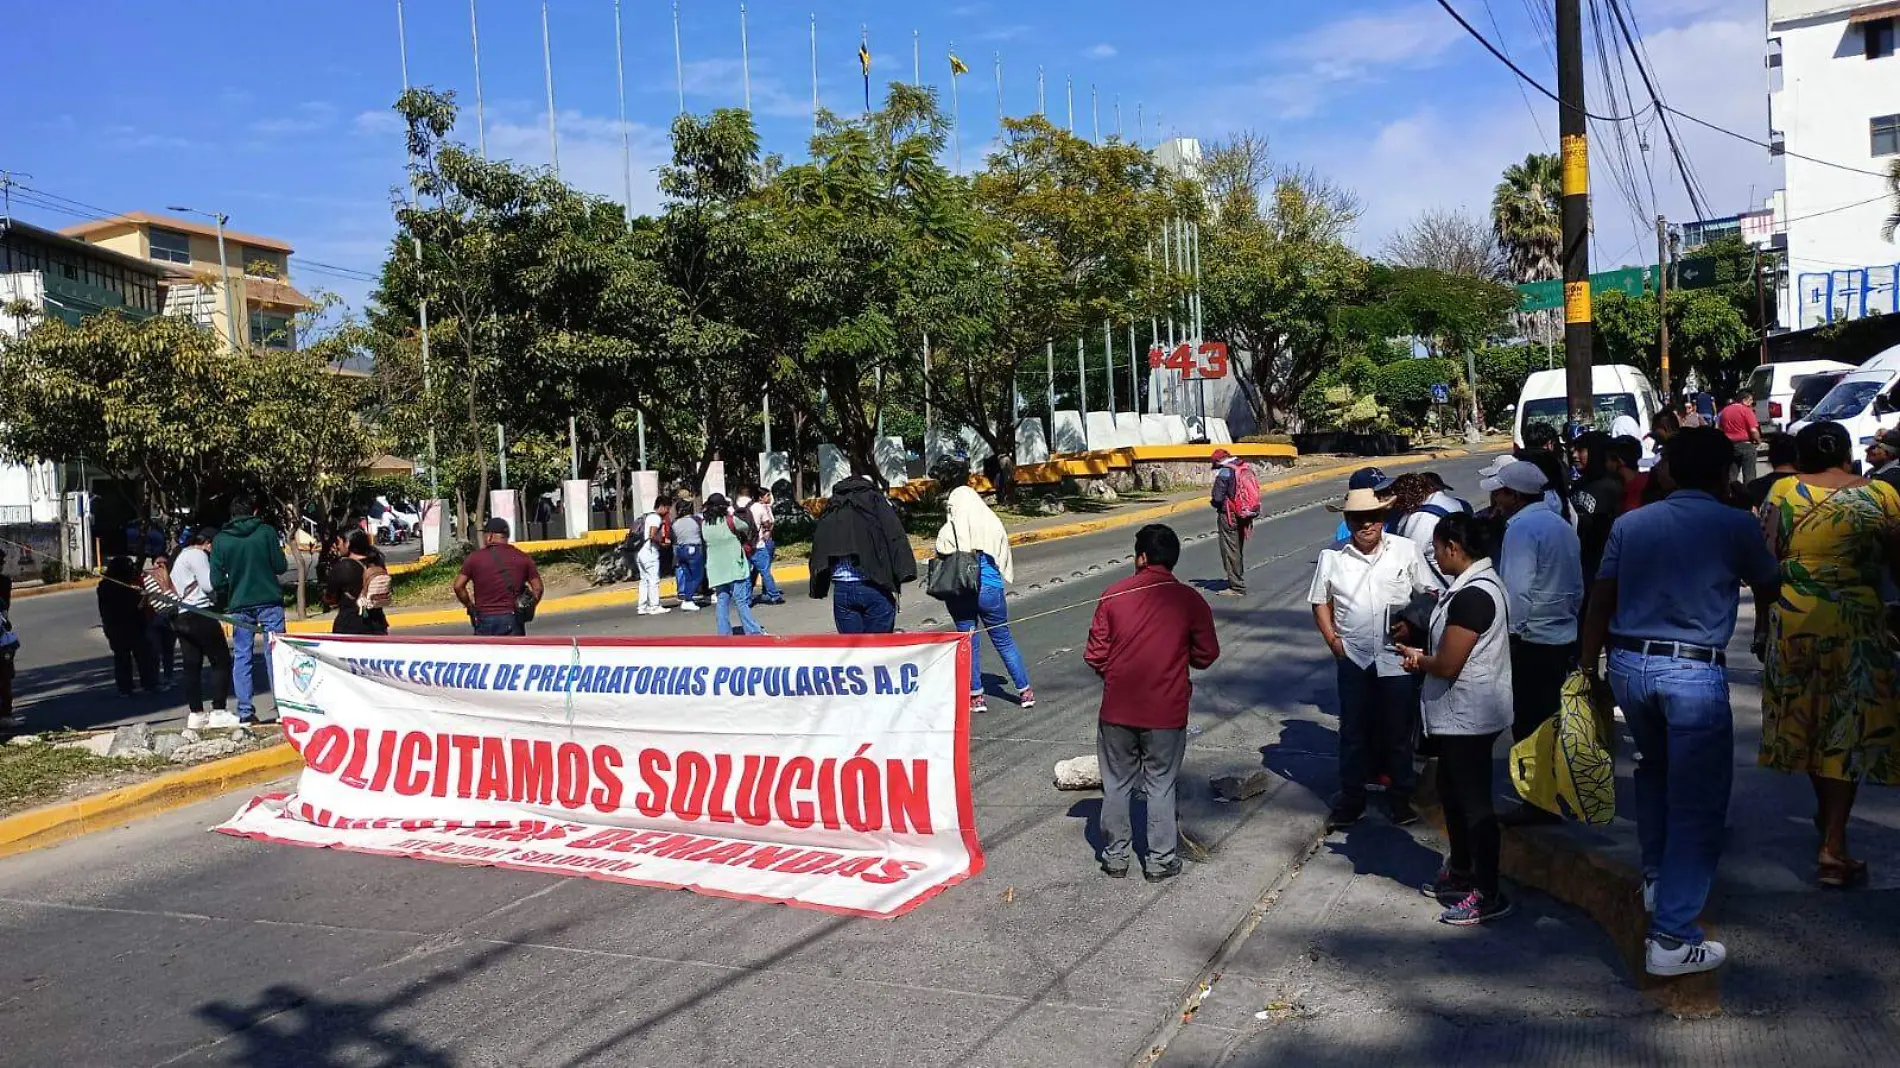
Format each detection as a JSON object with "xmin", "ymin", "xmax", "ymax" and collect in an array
[{"xmin": 212, "ymin": 494, "xmax": 289, "ymax": 724}]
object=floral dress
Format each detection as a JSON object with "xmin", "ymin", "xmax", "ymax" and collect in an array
[{"xmin": 1760, "ymin": 477, "xmax": 1900, "ymax": 783}]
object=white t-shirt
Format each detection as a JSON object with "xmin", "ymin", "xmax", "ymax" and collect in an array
[
  {"xmin": 170, "ymin": 545, "xmax": 216, "ymax": 608},
  {"xmin": 1308, "ymin": 533, "xmax": 1438, "ymax": 676},
  {"xmin": 640, "ymin": 512, "xmax": 664, "ymax": 557}
]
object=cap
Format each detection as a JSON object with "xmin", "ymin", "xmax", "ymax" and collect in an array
[
  {"xmin": 1480, "ymin": 459, "xmax": 1550, "ymax": 496},
  {"xmin": 482, "ymin": 517, "xmax": 511, "ymax": 537},
  {"xmin": 1347, "ymin": 466, "xmax": 1393, "ymax": 491},
  {"xmin": 1421, "ymin": 471, "xmax": 1454, "ymax": 491},
  {"xmin": 1866, "ymin": 428, "xmax": 1900, "ymax": 451},
  {"xmin": 1211, "ymin": 448, "xmax": 1233, "ymax": 463}
]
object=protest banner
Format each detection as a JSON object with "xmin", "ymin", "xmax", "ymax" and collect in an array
[{"xmin": 216, "ymin": 632, "xmax": 982, "ymax": 918}]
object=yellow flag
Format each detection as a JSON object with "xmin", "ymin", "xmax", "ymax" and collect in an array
[
  {"xmin": 949, "ymin": 53, "xmax": 969, "ymax": 76},
  {"xmin": 858, "ymin": 42, "xmax": 872, "ymax": 76}
]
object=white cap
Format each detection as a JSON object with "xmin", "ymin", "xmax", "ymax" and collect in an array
[
  {"xmin": 1480, "ymin": 459, "xmax": 1550, "ymax": 496},
  {"xmin": 1478, "ymin": 454, "xmax": 1514, "ymax": 479}
]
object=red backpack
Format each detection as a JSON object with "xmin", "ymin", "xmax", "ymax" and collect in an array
[{"xmin": 1226, "ymin": 462, "xmax": 1261, "ymax": 521}]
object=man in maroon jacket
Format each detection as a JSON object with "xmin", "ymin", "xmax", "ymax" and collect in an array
[{"xmin": 1085, "ymin": 524, "xmax": 1221, "ymax": 881}]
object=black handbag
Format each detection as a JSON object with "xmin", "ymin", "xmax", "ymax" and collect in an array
[{"xmin": 925, "ymin": 527, "xmax": 981, "ymax": 601}]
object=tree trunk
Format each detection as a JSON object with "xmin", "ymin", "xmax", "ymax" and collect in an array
[{"xmin": 285, "ymin": 500, "xmax": 308, "ymax": 620}]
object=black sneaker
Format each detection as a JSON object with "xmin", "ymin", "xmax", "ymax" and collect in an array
[
  {"xmin": 1143, "ymin": 860, "xmax": 1184, "ymax": 883},
  {"xmin": 1439, "ymin": 890, "xmax": 1513, "ymax": 926},
  {"xmin": 1326, "ymin": 803, "xmax": 1365, "ymax": 832},
  {"xmin": 1421, "ymin": 866, "xmax": 1476, "ymax": 901},
  {"xmin": 1100, "ymin": 862, "xmax": 1129, "ymax": 879},
  {"xmin": 1388, "ymin": 798, "xmax": 1420, "ymax": 826}
]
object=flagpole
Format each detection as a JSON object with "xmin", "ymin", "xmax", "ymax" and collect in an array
[
  {"xmin": 396, "ymin": 0, "xmax": 437, "ymax": 498},
  {"xmin": 1091, "ymin": 84, "xmax": 1099, "ymax": 143},
  {"xmin": 1037, "ymin": 66, "xmax": 1045, "ymax": 116},
  {"xmin": 1137, "ymin": 102, "xmax": 1144, "ymax": 146},
  {"xmin": 541, "ymin": 0, "xmax": 559, "ymax": 174},
  {"xmin": 949, "ymin": 46, "xmax": 962, "ymax": 172},
  {"xmin": 612, "ymin": 0, "xmax": 646, "ymax": 469},
  {"xmin": 995, "ymin": 52, "xmax": 1003, "ymax": 124},
  {"xmin": 1065, "ymin": 76, "xmax": 1074, "ymax": 133},
  {"xmin": 809, "ymin": 13, "xmax": 819, "ymax": 134},
  {"xmin": 861, "ymin": 25, "xmax": 870, "ymax": 114},
  {"xmin": 672, "ymin": 1, "xmax": 685, "ymax": 114},
  {"xmin": 1114, "ymin": 95, "xmax": 1122, "ymax": 140},
  {"xmin": 741, "ymin": 4, "xmax": 752, "ymax": 111},
  {"xmin": 912, "ymin": 30, "xmax": 920, "ymax": 85},
  {"xmin": 468, "ymin": 0, "xmax": 487, "ymax": 157}
]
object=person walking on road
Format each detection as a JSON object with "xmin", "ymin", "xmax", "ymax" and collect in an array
[
  {"xmin": 1719, "ymin": 389, "xmax": 1763, "ymax": 483},
  {"xmin": 936, "ymin": 486, "xmax": 1034, "ymax": 713},
  {"xmin": 454, "ymin": 518, "xmax": 543, "ymax": 637},
  {"xmin": 745, "ymin": 487, "xmax": 785, "ymax": 606},
  {"xmin": 809, "ymin": 475, "xmax": 915, "ymax": 635},
  {"xmin": 1210, "ymin": 449, "xmax": 1258, "ymax": 596},
  {"xmin": 1309, "ymin": 485, "xmax": 1440, "ymax": 831},
  {"xmin": 703, "ymin": 494, "xmax": 766, "ymax": 636},
  {"xmin": 169, "ymin": 526, "xmax": 232, "ymax": 727},
  {"xmin": 1396, "ymin": 512, "xmax": 1516, "ymax": 926},
  {"xmin": 1086, "ymin": 524, "xmax": 1220, "ymax": 882},
  {"xmin": 1484, "ymin": 460, "xmax": 1584, "ymax": 826},
  {"xmin": 636, "ymin": 498, "xmax": 672, "ymax": 616},
  {"xmin": 670, "ymin": 498, "xmax": 705, "ymax": 611},
  {"xmin": 1580, "ymin": 426, "xmax": 1779, "ymax": 976},
  {"xmin": 1758, "ymin": 420, "xmax": 1900, "ymax": 890},
  {"xmin": 212, "ymin": 494, "xmax": 288, "ymax": 724},
  {"xmin": 98, "ymin": 556, "xmax": 158, "ymax": 697}
]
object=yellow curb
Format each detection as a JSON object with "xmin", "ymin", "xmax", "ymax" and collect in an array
[
  {"xmin": 0, "ymin": 742, "xmax": 301, "ymax": 861},
  {"xmin": 13, "ymin": 578, "xmax": 101, "ymax": 599}
]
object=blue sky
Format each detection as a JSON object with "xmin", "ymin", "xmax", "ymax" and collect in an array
[{"xmin": 1, "ymin": 0, "xmax": 1774, "ymax": 312}]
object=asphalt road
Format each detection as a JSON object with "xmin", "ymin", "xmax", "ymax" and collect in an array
[{"xmin": 0, "ymin": 452, "xmax": 1501, "ymax": 1067}]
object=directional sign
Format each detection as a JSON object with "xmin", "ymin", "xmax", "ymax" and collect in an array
[
  {"xmin": 1517, "ymin": 266, "xmax": 1655, "ymax": 312},
  {"xmin": 1674, "ymin": 254, "xmax": 1764, "ymax": 291},
  {"xmin": 1430, "ymin": 383, "xmax": 1451, "ymax": 404}
]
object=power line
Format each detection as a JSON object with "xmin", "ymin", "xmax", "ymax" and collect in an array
[
  {"xmin": 1481, "ymin": 0, "xmax": 1550, "ymax": 149},
  {"xmin": 1660, "ymin": 105, "xmax": 1894, "ymax": 179},
  {"xmin": 1433, "ymin": 0, "xmax": 1641, "ymax": 121},
  {"xmin": 1602, "ymin": 0, "xmax": 1711, "ymax": 220}
]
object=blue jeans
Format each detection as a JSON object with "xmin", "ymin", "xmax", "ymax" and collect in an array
[
  {"xmin": 1606, "ymin": 647, "xmax": 1732, "ymax": 944},
  {"xmin": 716, "ymin": 580, "xmax": 764, "ymax": 635},
  {"xmin": 750, "ymin": 540, "xmax": 782, "ymax": 601},
  {"xmin": 228, "ymin": 603, "xmax": 285, "ymax": 720},
  {"xmin": 673, "ymin": 546, "xmax": 704, "ymax": 602},
  {"xmin": 947, "ymin": 585, "xmax": 1030, "ymax": 694},
  {"xmin": 1334, "ymin": 658, "xmax": 1419, "ymax": 803},
  {"xmin": 473, "ymin": 613, "xmax": 525, "ymax": 636},
  {"xmin": 832, "ymin": 581, "xmax": 896, "ymax": 634}
]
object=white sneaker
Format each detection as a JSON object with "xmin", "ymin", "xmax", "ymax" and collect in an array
[
  {"xmin": 185, "ymin": 712, "xmax": 208, "ymax": 730},
  {"xmin": 1642, "ymin": 875, "xmax": 1657, "ymax": 914},
  {"xmin": 204, "ymin": 711, "xmax": 241, "ymax": 729},
  {"xmin": 635, "ymin": 606, "xmax": 653, "ymax": 616},
  {"xmin": 649, "ymin": 605, "xmax": 671, "ymax": 615},
  {"xmin": 1645, "ymin": 937, "xmax": 1727, "ymax": 977},
  {"xmin": 678, "ymin": 601, "xmax": 701, "ymax": 611}
]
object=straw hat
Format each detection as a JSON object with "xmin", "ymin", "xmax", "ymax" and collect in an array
[{"xmin": 1326, "ymin": 487, "xmax": 1389, "ymax": 513}]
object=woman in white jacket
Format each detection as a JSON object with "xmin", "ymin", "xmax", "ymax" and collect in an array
[{"xmin": 1396, "ymin": 511, "xmax": 1514, "ymax": 928}]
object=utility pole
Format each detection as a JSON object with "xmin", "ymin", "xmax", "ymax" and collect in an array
[
  {"xmin": 1556, "ymin": 0, "xmax": 1592, "ymax": 433},
  {"xmin": 1656, "ymin": 215, "xmax": 1671, "ymax": 400},
  {"xmin": 1756, "ymin": 250, "xmax": 1770, "ymax": 366}
]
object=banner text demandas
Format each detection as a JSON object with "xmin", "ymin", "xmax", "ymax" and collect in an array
[
  {"xmin": 281, "ymin": 717, "xmax": 934, "ymax": 835},
  {"xmin": 339, "ymin": 657, "xmax": 922, "ymax": 698}
]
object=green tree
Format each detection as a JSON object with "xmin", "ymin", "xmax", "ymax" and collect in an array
[
  {"xmin": 1594, "ymin": 287, "xmax": 1752, "ymax": 387},
  {"xmin": 1884, "ymin": 158, "xmax": 1900, "ymax": 242},
  {"xmin": 1492, "ymin": 153, "xmax": 1562, "ymax": 284}
]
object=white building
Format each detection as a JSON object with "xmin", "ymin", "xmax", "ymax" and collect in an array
[{"xmin": 1767, "ymin": 0, "xmax": 1900, "ymax": 329}]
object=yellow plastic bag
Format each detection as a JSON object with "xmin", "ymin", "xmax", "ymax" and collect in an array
[{"xmin": 1508, "ymin": 670, "xmax": 1616, "ymax": 825}]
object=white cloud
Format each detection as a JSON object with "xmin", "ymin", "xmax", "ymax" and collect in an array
[
  {"xmin": 676, "ymin": 57, "xmax": 812, "ymax": 120},
  {"xmin": 1088, "ymin": 43, "xmax": 1118, "ymax": 59},
  {"xmin": 976, "ymin": 25, "xmax": 1034, "ymax": 42},
  {"xmin": 353, "ymin": 109, "xmax": 405, "ymax": 137},
  {"xmin": 251, "ymin": 101, "xmax": 338, "ymax": 137},
  {"xmin": 483, "ymin": 108, "xmax": 673, "ymax": 218}
]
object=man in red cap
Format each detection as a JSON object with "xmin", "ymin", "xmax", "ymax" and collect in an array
[{"xmin": 1209, "ymin": 449, "xmax": 1258, "ymax": 597}]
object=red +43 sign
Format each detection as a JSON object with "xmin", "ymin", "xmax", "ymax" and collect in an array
[{"xmin": 1148, "ymin": 341, "xmax": 1230, "ymax": 380}]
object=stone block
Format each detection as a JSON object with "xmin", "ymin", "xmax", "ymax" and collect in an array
[
  {"xmin": 628, "ymin": 471, "xmax": 660, "ymax": 523},
  {"xmin": 1212, "ymin": 770, "xmax": 1274, "ymax": 802},
  {"xmin": 876, "ymin": 436, "xmax": 909, "ymax": 487},
  {"xmin": 958, "ymin": 427, "xmax": 993, "ymax": 467},
  {"xmin": 106, "ymin": 723, "xmax": 154, "ymax": 758},
  {"xmin": 699, "ymin": 459, "xmax": 727, "ymax": 502},
  {"xmin": 1016, "ymin": 420, "xmax": 1051, "ymax": 465},
  {"xmin": 1114, "ymin": 412, "xmax": 1144, "ymax": 448},
  {"xmin": 561, "ymin": 479, "xmax": 591, "ymax": 537},
  {"xmin": 1054, "ymin": 754, "xmax": 1102, "ymax": 790},
  {"xmin": 1162, "ymin": 414, "xmax": 1190, "ymax": 444},
  {"xmin": 1206, "ymin": 417, "xmax": 1233, "ymax": 444},
  {"xmin": 1051, "ymin": 410, "xmax": 1087, "ymax": 454},
  {"xmin": 488, "ymin": 489, "xmax": 521, "ymax": 539},
  {"xmin": 1085, "ymin": 411, "xmax": 1118, "ymax": 450},
  {"xmin": 55, "ymin": 733, "xmax": 114, "ymax": 757},
  {"xmin": 150, "ymin": 733, "xmax": 184, "ymax": 759},
  {"xmin": 817, "ymin": 444, "xmax": 852, "ymax": 494},
  {"xmin": 759, "ymin": 451, "xmax": 792, "ymax": 497},
  {"xmin": 170, "ymin": 737, "xmax": 241, "ymax": 764},
  {"xmin": 1140, "ymin": 414, "xmax": 1172, "ymax": 445}
]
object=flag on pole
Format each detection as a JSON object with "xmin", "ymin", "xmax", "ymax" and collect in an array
[
  {"xmin": 859, "ymin": 32, "xmax": 872, "ymax": 111},
  {"xmin": 949, "ymin": 52, "xmax": 969, "ymax": 76}
]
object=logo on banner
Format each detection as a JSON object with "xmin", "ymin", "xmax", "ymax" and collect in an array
[{"xmin": 289, "ymin": 651, "xmax": 319, "ymax": 695}]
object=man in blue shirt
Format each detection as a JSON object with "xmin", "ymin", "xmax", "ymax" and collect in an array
[{"xmin": 1580, "ymin": 426, "xmax": 1779, "ymax": 979}]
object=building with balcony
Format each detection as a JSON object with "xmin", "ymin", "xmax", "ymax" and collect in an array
[
  {"xmin": 1766, "ymin": 0, "xmax": 1900, "ymax": 329},
  {"xmin": 0, "ymin": 217, "xmax": 167, "ymax": 339},
  {"xmin": 59, "ymin": 210, "xmax": 313, "ymax": 350}
]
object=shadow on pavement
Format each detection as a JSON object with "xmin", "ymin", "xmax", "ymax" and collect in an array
[{"xmin": 14, "ymin": 654, "xmax": 274, "ymax": 733}]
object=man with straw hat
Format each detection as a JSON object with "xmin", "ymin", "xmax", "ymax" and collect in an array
[{"xmin": 1309, "ymin": 481, "xmax": 1441, "ymax": 830}]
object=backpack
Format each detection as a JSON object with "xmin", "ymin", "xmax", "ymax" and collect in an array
[
  {"xmin": 626, "ymin": 513, "xmax": 658, "ymax": 555},
  {"xmin": 1226, "ymin": 462, "xmax": 1261, "ymax": 521},
  {"xmin": 727, "ymin": 514, "xmax": 757, "ymax": 554},
  {"xmin": 360, "ymin": 566, "xmax": 393, "ymax": 610}
]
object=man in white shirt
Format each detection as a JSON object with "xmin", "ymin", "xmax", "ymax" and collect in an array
[
  {"xmin": 636, "ymin": 498, "xmax": 672, "ymax": 616},
  {"xmin": 1484, "ymin": 459, "xmax": 1585, "ymax": 825},
  {"xmin": 1310, "ymin": 486, "xmax": 1440, "ymax": 830},
  {"xmin": 746, "ymin": 486, "xmax": 784, "ymax": 606},
  {"xmin": 169, "ymin": 527, "xmax": 235, "ymax": 729}
]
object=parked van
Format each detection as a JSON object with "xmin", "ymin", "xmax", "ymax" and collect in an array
[
  {"xmin": 1744, "ymin": 359, "xmax": 1854, "ymax": 432},
  {"xmin": 1790, "ymin": 344, "xmax": 1900, "ymax": 446},
  {"xmin": 1513, "ymin": 364, "xmax": 1662, "ymax": 449}
]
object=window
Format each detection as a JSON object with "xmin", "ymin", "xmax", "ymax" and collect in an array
[
  {"xmin": 1875, "ymin": 114, "xmax": 1900, "ymax": 157},
  {"xmin": 149, "ymin": 227, "xmax": 191, "ymax": 264},
  {"xmin": 243, "ymin": 248, "xmax": 283, "ymax": 279},
  {"xmin": 1867, "ymin": 18, "xmax": 1895, "ymax": 60},
  {"xmin": 249, "ymin": 310, "xmax": 294, "ymax": 350}
]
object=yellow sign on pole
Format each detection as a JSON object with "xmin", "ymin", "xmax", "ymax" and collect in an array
[{"xmin": 1564, "ymin": 280, "xmax": 1592, "ymax": 325}]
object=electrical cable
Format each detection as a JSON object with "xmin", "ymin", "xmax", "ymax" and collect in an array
[
  {"xmin": 1433, "ymin": 0, "xmax": 1642, "ymax": 121},
  {"xmin": 1603, "ymin": 0, "xmax": 1711, "ymax": 220}
]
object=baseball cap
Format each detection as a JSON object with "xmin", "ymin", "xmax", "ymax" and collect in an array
[
  {"xmin": 1211, "ymin": 448, "xmax": 1233, "ymax": 464},
  {"xmin": 1865, "ymin": 428, "xmax": 1900, "ymax": 451},
  {"xmin": 1347, "ymin": 466, "xmax": 1394, "ymax": 491},
  {"xmin": 1480, "ymin": 459, "xmax": 1550, "ymax": 496},
  {"xmin": 482, "ymin": 517, "xmax": 511, "ymax": 537}
]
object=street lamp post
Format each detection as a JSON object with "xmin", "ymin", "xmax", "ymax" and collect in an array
[{"xmin": 167, "ymin": 205, "xmax": 237, "ymax": 351}]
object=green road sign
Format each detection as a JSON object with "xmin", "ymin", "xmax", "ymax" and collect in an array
[
  {"xmin": 1517, "ymin": 266, "xmax": 1656, "ymax": 312},
  {"xmin": 1674, "ymin": 255, "xmax": 1763, "ymax": 291}
]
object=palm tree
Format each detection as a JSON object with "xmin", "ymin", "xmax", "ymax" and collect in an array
[
  {"xmin": 1883, "ymin": 158, "xmax": 1900, "ymax": 242},
  {"xmin": 1491, "ymin": 152, "xmax": 1563, "ymax": 283}
]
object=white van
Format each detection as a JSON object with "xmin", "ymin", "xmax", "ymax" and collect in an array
[
  {"xmin": 1790, "ymin": 344, "xmax": 1900, "ymax": 446},
  {"xmin": 1513, "ymin": 364, "xmax": 1662, "ymax": 449},
  {"xmin": 1744, "ymin": 359, "xmax": 1854, "ymax": 432}
]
